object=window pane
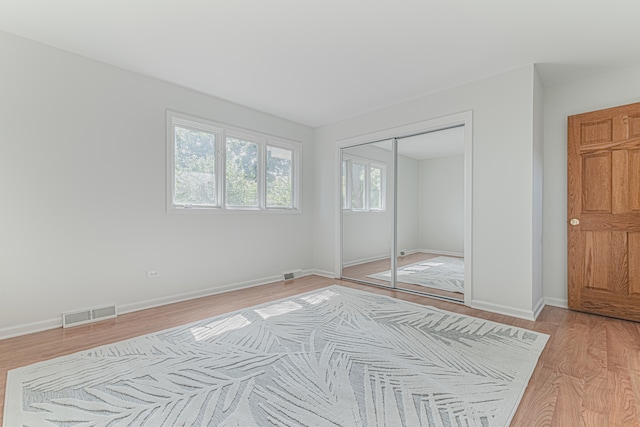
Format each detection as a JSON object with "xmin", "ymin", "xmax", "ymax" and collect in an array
[
  {"xmin": 226, "ymin": 137, "xmax": 258, "ymax": 207},
  {"xmin": 266, "ymin": 145, "xmax": 293, "ymax": 208},
  {"xmin": 351, "ymin": 163, "xmax": 365, "ymax": 210},
  {"xmin": 370, "ymin": 166, "xmax": 382, "ymax": 210},
  {"xmin": 174, "ymin": 126, "xmax": 216, "ymax": 206}
]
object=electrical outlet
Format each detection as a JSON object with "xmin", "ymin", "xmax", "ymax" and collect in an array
[{"xmin": 146, "ymin": 270, "xmax": 160, "ymax": 279}]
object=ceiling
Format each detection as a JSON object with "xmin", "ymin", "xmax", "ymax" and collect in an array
[{"xmin": 1, "ymin": 1, "xmax": 639, "ymax": 127}]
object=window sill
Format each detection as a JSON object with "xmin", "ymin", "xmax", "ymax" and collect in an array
[{"xmin": 167, "ymin": 206, "xmax": 302, "ymax": 215}]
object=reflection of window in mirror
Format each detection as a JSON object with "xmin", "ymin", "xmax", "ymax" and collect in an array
[
  {"xmin": 342, "ymin": 154, "xmax": 386, "ymax": 212},
  {"xmin": 370, "ymin": 165, "xmax": 383, "ymax": 211}
]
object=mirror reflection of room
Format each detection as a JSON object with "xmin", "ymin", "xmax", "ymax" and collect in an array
[
  {"xmin": 394, "ymin": 127, "xmax": 464, "ymax": 301},
  {"xmin": 341, "ymin": 140, "xmax": 394, "ymax": 287},
  {"xmin": 341, "ymin": 127, "xmax": 465, "ymax": 303}
]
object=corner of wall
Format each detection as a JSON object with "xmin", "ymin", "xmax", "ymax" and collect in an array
[{"xmin": 469, "ymin": 299, "xmax": 538, "ymax": 322}]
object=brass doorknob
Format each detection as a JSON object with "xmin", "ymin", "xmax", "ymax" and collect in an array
[{"xmin": 570, "ymin": 218, "xmax": 580, "ymax": 226}]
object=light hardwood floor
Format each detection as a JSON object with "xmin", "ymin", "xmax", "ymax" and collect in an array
[
  {"xmin": 342, "ymin": 252, "xmax": 464, "ymax": 301},
  {"xmin": 1, "ymin": 275, "xmax": 639, "ymax": 426}
]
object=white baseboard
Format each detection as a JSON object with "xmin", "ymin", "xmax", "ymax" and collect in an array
[
  {"xmin": 532, "ymin": 297, "xmax": 545, "ymax": 320},
  {"xmin": 0, "ymin": 271, "xmax": 331, "ymax": 341},
  {"xmin": 397, "ymin": 248, "xmax": 420, "ymax": 256},
  {"xmin": 470, "ymin": 299, "xmax": 537, "ymax": 321},
  {"xmin": 342, "ymin": 254, "xmax": 389, "ymax": 267},
  {"xmin": 305, "ymin": 269, "xmax": 336, "ymax": 279},
  {"xmin": 418, "ymin": 249, "xmax": 464, "ymax": 257},
  {"xmin": 118, "ymin": 274, "xmax": 284, "ymax": 315},
  {"xmin": 544, "ymin": 297, "xmax": 568, "ymax": 309},
  {"xmin": 0, "ymin": 317, "xmax": 62, "ymax": 341}
]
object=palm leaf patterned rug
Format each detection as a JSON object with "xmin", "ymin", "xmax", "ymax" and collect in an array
[
  {"xmin": 369, "ymin": 256, "xmax": 465, "ymax": 293},
  {"xmin": 4, "ymin": 285, "xmax": 547, "ymax": 426}
]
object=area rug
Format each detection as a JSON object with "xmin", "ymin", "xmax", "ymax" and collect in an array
[
  {"xmin": 4, "ymin": 285, "xmax": 547, "ymax": 426},
  {"xmin": 369, "ymin": 256, "xmax": 465, "ymax": 293}
]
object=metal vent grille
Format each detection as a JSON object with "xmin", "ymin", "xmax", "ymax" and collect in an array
[
  {"xmin": 282, "ymin": 269, "xmax": 303, "ymax": 281},
  {"xmin": 63, "ymin": 305, "xmax": 117, "ymax": 328},
  {"xmin": 64, "ymin": 311, "xmax": 91, "ymax": 326},
  {"xmin": 92, "ymin": 306, "xmax": 116, "ymax": 319}
]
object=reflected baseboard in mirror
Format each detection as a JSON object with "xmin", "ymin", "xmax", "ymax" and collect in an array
[{"xmin": 342, "ymin": 252, "xmax": 463, "ymax": 302}]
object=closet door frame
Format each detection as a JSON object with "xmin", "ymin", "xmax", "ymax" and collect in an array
[{"xmin": 335, "ymin": 111, "xmax": 473, "ymax": 305}]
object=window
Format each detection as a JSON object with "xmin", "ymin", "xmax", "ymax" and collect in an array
[
  {"xmin": 266, "ymin": 145, "xmax": 294, "ymax": 208},
  {"xmin": 342, "ymin": 155, "xmax": 386, "ymax": 212},
  {"xmin": 225, "ymin": 137, "xmax": 259, "ymax": 208},
  {"xmin": 167, "ymin": 111, "xmax": 300, "ymax": 213}
]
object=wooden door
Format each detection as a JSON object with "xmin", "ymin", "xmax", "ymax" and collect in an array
[{"xmin": 568, "ymin": 102, "xmax": 640, "ymax": 321}]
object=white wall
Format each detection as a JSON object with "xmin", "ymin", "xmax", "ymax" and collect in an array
[
  {"xmin": 397, "ymin": 154, "xmax": 420, "ymax": 254},
  {"xmin": 314, "ymin": 65, "xmax": 541, "ymax": 319},
  {"xmin": 542, "ymin": 63, "xmax": 640, "ymax": 307},
  {"xmin": 418, "ymin": 155, "xmax": 464, "ymax": 254},
  {"xmin": 0, "ymin": 31, "xmax": 315, "ymax": 337}
]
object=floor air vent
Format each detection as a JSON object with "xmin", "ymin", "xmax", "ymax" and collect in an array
[
  {"xmin": 63, "ymin": 305, "xmax": 117, "ymax": 328},
  {"xmin": 283, "ymin": 269, "xmax": 303, "ymax": 281}
]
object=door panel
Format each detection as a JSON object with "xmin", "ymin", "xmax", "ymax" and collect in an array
[
  {"xmin": 568, "ymin": 102, "xmax": 640, "ymax": 322},
  {"xmin": 630, "ymin": 149, "xmax": 640, "ymax": 212},
  {"xmin": 612, "ymin": 150, "xmax": 628, "ymax": 214},
  {"xmin": 580, "ymin": 119, "xmax": 613, "ymax": 145},
  {"xmin": 582, "ymin": 153, "xmax": 611, "ymax": 213},
  {"xmin": 630, "ymin": 115, "xmax": 640, "ymax": 138},
  {"xmin": 630, "ymin": 233, "xmax": 640, "ymax": 295},
  {"xmin": 583, "ymin": 231, "xmax": 627, "ymax": 293}
]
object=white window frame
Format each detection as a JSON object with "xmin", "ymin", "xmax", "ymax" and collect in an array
[
  {"xmin": 342, "ymin": 154, "xmax": 386, "ymax": 212},
  {"xmin": 167, "ymin": 111, "xmax": 301, "ymax": 214}
]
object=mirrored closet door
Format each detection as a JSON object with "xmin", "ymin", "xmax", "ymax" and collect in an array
[
  {"xmin": 341, "ymin": 126, "xmax": 465, "ymax": 303},
  {"xmin": 340, "ymin": 139, "xmax": 395, "ymax": 288},
  {"xmin": 395, "ymin": 128, "xmax": 465, "ymax": 302}
]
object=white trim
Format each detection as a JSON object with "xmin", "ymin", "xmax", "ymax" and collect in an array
[
  {"xmin": 397, "ymin": 248, "xmax": 421, "ymax": 256},
  {"xmin": 532, "ymin": 297, "xmax": 546, "ymax": 320},
  {"xmin": 0, "ymin": 271, "xmax": 327, "ymax": 341},
  {"xmin": 118, "ymin": 275, "xmax": 283, "ymax": 315},
  {"xmin": 418, "ymin": 249, "xmax": 464, "ymax": 257},
  {"xmin": 544, "ymin": 297, "xmax": 568, "ymax": 308},
  {"xmin": 304, "ymin": 269, "xmax": 337, "ymax": 278},
  {"xmin": 470, "ymin": 299, "xmax": 537, "ymax": 321},
  {"xmin": 462, "ymin": 114, "xmax": 473, "ymax": 307},
  {"xmin": 342, "ymin": 253, "xmax": 391, "ymax": 268},
  {"xmin": 335, "ymin": 111, "xmax": 473, "ymax": 307},
  {"xmin": 0, "ymin": 318, "xmax": 61, "ymax": 341},
  {"xmin": 164, "ymin": 207, "xmax": 302, "ymax": 215}
]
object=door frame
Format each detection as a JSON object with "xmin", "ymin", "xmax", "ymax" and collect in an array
[{"xmin": 334, "ymin": 111, "xmax": 473, "ymax": 305}]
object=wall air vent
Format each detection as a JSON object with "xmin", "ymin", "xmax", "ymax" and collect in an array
[
  {"xmin": 282, "ymin": 269, "xmax": 303, "ymax": 281},
  {"xmin": 62, "ymin": 305, "xmax": 117, "ymax": 328}
]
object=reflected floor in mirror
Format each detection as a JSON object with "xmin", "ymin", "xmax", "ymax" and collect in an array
[{"xmin": 342, "ymin": 252, "xmax": 463, "ymax": 302}]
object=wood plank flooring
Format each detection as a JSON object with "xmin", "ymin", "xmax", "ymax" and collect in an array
[
  {"xmin": 2, "ymin": 275, "xmax": 640, "ymax": 426},
  {"xmin": 342, "ymin": 252, "xmax": 464, "ymax": 301}
]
